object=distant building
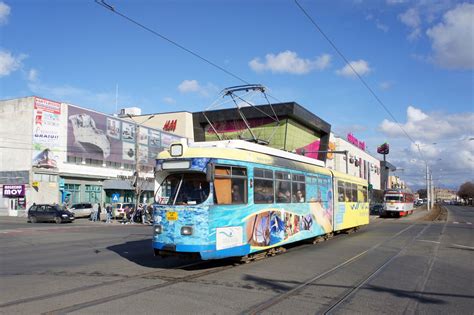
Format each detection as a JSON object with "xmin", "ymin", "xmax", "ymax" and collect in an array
[{"xmin": 434, "ymin": 188, "xmax": 457, "ymax": 202}]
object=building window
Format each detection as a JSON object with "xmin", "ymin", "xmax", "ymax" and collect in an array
[
  {"xmin": 85, "ymin": 185, "xmax": 102, "ymax": 203},
  {"xmin": 64, "ymin": 184, "xmax": 81, "ymax": 204}
]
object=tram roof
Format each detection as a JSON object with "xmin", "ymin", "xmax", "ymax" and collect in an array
[
  {"xmin": 159, "ymin": 140, "xmax": 368, "ymax": 185},
  {"xmin": 159, "ymin": 139, "xmax": 327, "ymax": 171}
]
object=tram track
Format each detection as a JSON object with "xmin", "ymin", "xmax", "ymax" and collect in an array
[
  {"xmin": 1, "ymin": 219, "xmax": 403, "ymax": 314},
  {"xmin": 0, "ymin": 258, "xmax": 207, "ymax": 309},
  {"xmin": 242, "ymin": 221, "xmax": 426, "ymax": 314}
]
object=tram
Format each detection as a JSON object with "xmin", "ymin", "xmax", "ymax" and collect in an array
[
  {"xmin": 381, "ymin": 189, "xmax": 414, "ymax": 217},
  {"xmin": 152, "ymin": 139, "xmax": 369, "ymax": 260}
]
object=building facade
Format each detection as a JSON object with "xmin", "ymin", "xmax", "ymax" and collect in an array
[
  {"xmin": 0, "ymin": 96, "xmax": 183, "ymax": 216},
  {"xmin": 325, "ymin": 133, "xmax": 382, "ymax": 191},
  {"xmin": 193, "ymin": 102, "xmax": 332, "ymax": 163}
]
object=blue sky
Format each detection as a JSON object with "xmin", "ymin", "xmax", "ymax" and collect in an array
[{"xmin": 1, "ymin": 0, "xmax": 473, "ymax": 190}]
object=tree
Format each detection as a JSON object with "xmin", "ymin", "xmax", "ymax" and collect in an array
[
  {"xmin": 417, "ymin": 189, "xmax": 427, "ymax": 199},
  {"xmin": 458, "ymin": 182, "xmax": 474, "ymax": 205}
]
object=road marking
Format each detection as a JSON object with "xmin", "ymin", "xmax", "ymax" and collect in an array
[
  {"xmin": 451, "ymin": 244, "xmax": 474, "ymax": 250},
  {"xmin": 418, "ymin": 240, "xmax": 441, "ymax": 244},
  {"xmin": 467, "ymin": 222, "xmax": 472, "ymax": 225},
  {"xmin": 453, "ymin": 222, "xmax": 459, "ymax": 224}
]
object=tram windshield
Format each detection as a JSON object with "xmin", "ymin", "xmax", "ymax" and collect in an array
[
  {"xmin": 385, "ymin": 195, "xmax": 402, "ymax": 201},
  {"xmin": 159, "ymin": 173, "xmax": 210, "ymax": 205}
]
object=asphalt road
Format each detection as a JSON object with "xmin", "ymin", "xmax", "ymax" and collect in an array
[{"xmin": 0, "ymin": 206, "xmax": 472, "ymax": 314}]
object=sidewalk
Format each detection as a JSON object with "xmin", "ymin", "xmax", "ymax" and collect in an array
[{"xmin": 0, "ymin": 215, "xmax": 152, "ymax": 226}]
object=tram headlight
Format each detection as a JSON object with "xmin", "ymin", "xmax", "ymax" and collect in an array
[
  {"xmin": 154, "ymin": 225, "xmax": 162, "ymax": 235},
  {"xmin": 181, "ymin": 226, "xmax": 193, "ymax": 236},
  {"xmin": 170, "ymin": 144, "xmax": 183, "ymax": 157}
]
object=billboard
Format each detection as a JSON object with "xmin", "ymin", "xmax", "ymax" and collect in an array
[
  {"xmin": 32, "ymin": 97, "xmax": 62, "ymax": 169},
  {"xmin": 67, "ymin": 105, "xmax": 180, "ymax": 167}
]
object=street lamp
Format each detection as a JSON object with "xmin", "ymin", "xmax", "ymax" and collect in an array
[{"xmin": 126, "ymin": 114, "xmax": 155, "ymax": 212}]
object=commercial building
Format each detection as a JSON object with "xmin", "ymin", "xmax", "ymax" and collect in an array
[
  {"xmin": 0, "ymin": 96, "xmax": 182, "ymax": 216},
  {"xmin": 193, "ymin": 102, "xmax": 332, "ymax": 163},
  {"xmin": 325, "ymin": 133, "xmax": 382, "ymax": 191},
  {"xmin": 1, "ymin": 96, "xmax": 393, "ymax": 216}
]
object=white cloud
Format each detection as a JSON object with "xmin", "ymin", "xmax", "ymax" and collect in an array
[
  {"xmin": 426, "ymin": 3, "xmax": 474, "ymax": 70},
  {"xmin": 399, "ymin": 8, "xmax": 422, "ymax": 40},
  {"xmin": 0, "ymin": 50, "xmax": 26, "ymax": 77},
  {"xmin": 249, "ymin": 51, "xmax": 331, "ymax": 74},
  {"xmin": 379, "ymin": 105, "xmax": 474, "ymax": 141},
  {"xmin": 387, "ymin": 0, "xmax": 406, "ymax": 4},
  {"xmin": 177, "ymin": 79, "xmax": 218, "ymax": 97},
  {"xmin": 163, "ymin": 97, "xmax": 176, "ymax": 105},
  {"xmin": 28, "ymin": 68, "xmax": 38, "ymax": 81},
  {"xmin": 377, "ymin": 106, "xmax": 474, "ymax": 189},
  {"xmin": 379, "ymin": 81, "xmax": 393, "ymax": 90},
  {"xmin": 178, "ymin": 80, "xmax": 200, "ymax": 93},
  {"xmin": 336, "ymin": 59, "xmax": 371, "ymax": 78},
  {"xmin": 0, "ymin": 2, "xmax": 11, "ymax": 25},
  {"xmin": 375, "ymin": 20, "xmax": 389, "ymax": 32}
]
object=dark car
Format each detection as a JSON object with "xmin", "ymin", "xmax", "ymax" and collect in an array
[
  {"xmin": 370, "ymin": 204, "xmax": 383, "ymax": 215},
  {"xmin": 28, "ymin": 204, "xmax": 75, "ymax": 224}
]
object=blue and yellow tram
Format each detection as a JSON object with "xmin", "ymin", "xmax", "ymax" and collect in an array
[{"xmin": 152, "ymin": 140, "xmax": 369, "ymax": 260}]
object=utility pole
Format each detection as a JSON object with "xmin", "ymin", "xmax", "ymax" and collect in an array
[
  {"xmin": 134, "ymin": 124, "xmax": 140, "ymax": 213},
  {"xmin": 127, "ymin": 114, "xmax": 155, "ymax": 212},
  {"xmin": 426, "ymin": 164, "xmax": 431, "ymax": 211}
]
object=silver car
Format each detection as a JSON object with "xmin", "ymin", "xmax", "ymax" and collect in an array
[{"xmin": 70, "ymin": 203, "xmax": 93, "ymax": 218}]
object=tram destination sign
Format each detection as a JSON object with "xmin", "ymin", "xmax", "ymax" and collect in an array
[{"xmin": 2, "ymin": 185, "xmax": 26, "ymax": 198}]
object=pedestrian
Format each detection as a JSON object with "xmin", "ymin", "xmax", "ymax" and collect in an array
[
  {"xmin": 105, "ymin": 204, "xmax": 112, "ymax": 223},
  {"xmin": 92, "ymin": 203, "xmax": 99, "ymax": 222},
  {"xmin": 141, "ymin": 204, "xmax": 148, "ymax": 224},
  {"xmin": 97, "ymin": 203, "xmax": 102, "ymax": 222}
]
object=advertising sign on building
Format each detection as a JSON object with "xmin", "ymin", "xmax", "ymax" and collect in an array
[
  {"xmin": 2, "ymin": 185, "xmax": 26, "ymax": 198},
  {"xmin": 32, "ymin": 97, "xmax": 62, "ymax": 169},
  {"xmin": 67, "ymin": 105, "xmax": 180, "ymax": 167}
]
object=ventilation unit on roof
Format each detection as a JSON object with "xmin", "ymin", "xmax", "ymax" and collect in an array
[{"xmin": 118, "ymin": 107, "xmax": 142, "ymax": 117}]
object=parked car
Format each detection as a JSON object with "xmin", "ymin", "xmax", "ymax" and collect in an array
[
  {"xmin": 370, "ymin": 204, "xmax": 383, "ymax": 215},
  {"xmin": 28, "ymin": 204, "xmax": 75, "ymax": 224},
  {"xmin": 113, "ymin": 203, "xmax": 135, "ymax": 219},
  {"xmin": 69, "ymin": 203, "xmax": 93, "ymax": 218}
]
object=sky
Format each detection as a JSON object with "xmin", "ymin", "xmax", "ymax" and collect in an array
[{"xmin": 0, "ymin": 0, "xmax": 473, "ymax": 191}]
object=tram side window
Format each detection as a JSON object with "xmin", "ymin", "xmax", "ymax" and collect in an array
[
  {"xmin": 214, "ymin": 166, "xmax": 247, "ymax": 205},
  {"xmin": 350, "ymin": 183, "xmax": 358, "ymax": 202},
  {"xmin": 254, "ymin": 168, "xmax": 274, "ymax": 204},
  {"xmin": 292, "ymin": 174, "xmax": 306, "ymax": 203},
  {"xmin": 338, "ymin": 181, "xmax": 345, "ymax": 202},
  {"xmin": 358, "ymin": 186, "xmax": 368, "ymax": 202},
  {"xmin": 276, "ymin": 171, "xmax": 291, "ymax": 203}
]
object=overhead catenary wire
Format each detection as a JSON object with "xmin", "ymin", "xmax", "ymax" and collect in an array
[
  {"xmin": 94, "ymin": 0, "xmax": 250, "ymax": 86},
  {"xmin": 294, "ymin": 0, "xmax": 418, "ymax": 149}
]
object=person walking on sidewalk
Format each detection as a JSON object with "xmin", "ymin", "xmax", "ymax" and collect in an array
[
  {"xmin": 105, "ymin": 204, "xmax": 112, "ymax": 223},
  {"xmin": 91, "ymin": 203, "xmax": 99, "ymax": 222}
]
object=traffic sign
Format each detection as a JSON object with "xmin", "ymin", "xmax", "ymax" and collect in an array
[{"xmin": 111, "ymin": 193, "xmax": 120, "ymax": 202}]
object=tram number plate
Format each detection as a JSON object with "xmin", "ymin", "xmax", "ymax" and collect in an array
[{"xmin": 166, "ymin": 212, "xmax": 178, "ymax": 221}]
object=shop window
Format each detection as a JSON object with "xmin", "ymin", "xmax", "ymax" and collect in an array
[{"xmin": 85, "ymin": 185, "xmax": 102, "ymax": 203}]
